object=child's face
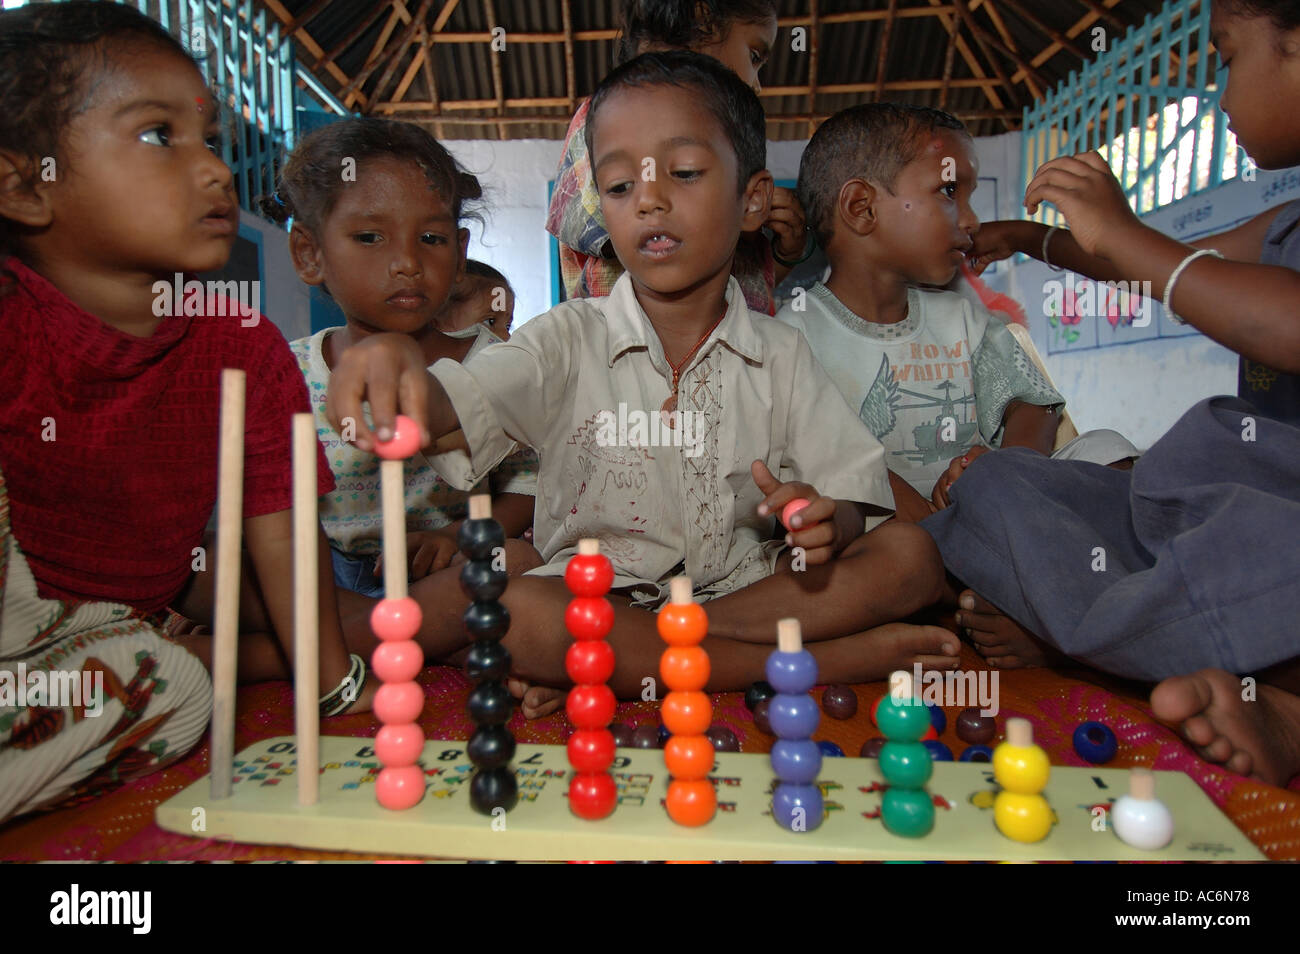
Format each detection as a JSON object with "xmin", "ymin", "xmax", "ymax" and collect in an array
[
  {"xmin": 870, "ymin": 129, "xmax": 980, "ymax": 287},
  {"xmin": 590, "ymin": 84, "xmax": 770, "ymax": 303},
  {"xmin": 694, "ymin": 15, "xmax": 778, "ymax": 93},
  {"xmin": 293, "ymin": 156, "xmax": 467, "ymax": 335},
  {"xmin": 31, "ymin": 45, "xmax": 236, "ymax": 277},
  {"xmin": 1211, "ymin": 3, "xmax": 1300, "ymax": 169},
  {"xmin": 448, "ymin": 283, "xmax": 514, "ymax": 340}
]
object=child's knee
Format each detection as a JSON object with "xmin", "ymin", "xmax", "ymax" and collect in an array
[{"xmin": 502, "ymin": 537, "xmax": 544, "ymax": 576}]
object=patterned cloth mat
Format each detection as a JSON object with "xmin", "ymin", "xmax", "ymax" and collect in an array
[{"xmin": 2, "ymin": 646, "xmax": 1297, "ymax": 860}]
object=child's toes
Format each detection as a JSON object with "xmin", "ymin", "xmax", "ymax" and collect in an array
[
  {"xmin": 506, "ymin": 678, "xmax": 530, "ymax": 700},
  {"xmin": 914, "ymin": 654, "xmax": 959, "ymax": 671},
  {"xmin": 521, "ymin": 686, "xmax": 566, "ymax": 720}
]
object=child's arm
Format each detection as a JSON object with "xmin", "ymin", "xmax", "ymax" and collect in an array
[
  {"xmin": 930, "ymin": 400, "xmax": 1059, "ymax": 509},
  {"xmin": 971, "ymin": 151, "xmax": 1300, "ymax": 373},
  {"xmin": 752, "ymin": 460, "xmax": 868, "ymax": 565},
  {"xmin": 888, "ymin": 469, "xmax": 937, "ymax": 523},
  {"xmin": 490, "ymin": 492, "xmax": 535, "ymax": 538}
]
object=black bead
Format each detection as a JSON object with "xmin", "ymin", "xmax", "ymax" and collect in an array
[
  {"xmin": 469, "ymin": 766, "xmax": 518, "ymax": 815},
  {"xmin": 468, "ymin": 723, "xmax": 517, "ymax": 769},
  {"xmin": 630, "ymin": 724, "xmax": 661, "ymax": 749},
  {"xmin": 608, "ymin": 722, "xmax": 633, "ymax": 748},
  {"xmin": 459, "ymin": 559, "xmax": 508, "ymax": 602},
  {"xmin": 463, "ymin": 599, "xmax": 510, "ymax": 641},
  {"xmin": 705, "ymin": 724, "xmax": 740, "ymax": 753},
  {"xmin": 458, "ymin": 518, "xmax": 505, "ymax": 560},
  {"xmin": 745, "ymin": 680, "xmax": 776, "ymax": 713},
  {"xmin": 468, "ymin": 680, "xmax": 514, "ymax": 725},
  {"xmin": 465, "ymin": 639, "xmax": 512, "ymax": 682}
]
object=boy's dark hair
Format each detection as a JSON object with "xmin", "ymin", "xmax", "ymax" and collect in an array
[
  {"xmin": 617, "ymin": 0, "xmax": 777, "ymax": 63},
  {"xmin": 464, "ymin": 260, "xmax": 510, "ymax": 287},
  {"xmin": 584, "ymin": 50, "xmax": 766, "ymax": 196},
  {"xmin": 1218, "ymin": 0, "xmax": 1300, "ymax": 32},
  {"xmin": 798, "ymin": 103, "xmax": 971, "ymax": 249},
  {"xmin": 259, "ymin": 117, "xmax": 482, "ymax": 232},
  {"xmin": 0, "ymin": 1, "xmax": 195, "ymax": 271},
  {"xmin": 450, "ymin": 260, "xmax": 512, "ymax": 304}
]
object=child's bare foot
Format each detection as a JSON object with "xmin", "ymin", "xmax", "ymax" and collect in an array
[
  {"xmin": 808, "ymin": 622, "xmax": 959, "ymax": 684},
  {"xmin": 507, "ymin": 678, "xmax": 566, "ymax": 720},
  {"xmin": 954, "ymin": 589, "xmax": 1071, "ymax": 669},
  {"xmin": 1150, "ymin": 669, "xmax": 1300, "ymax": 787}
]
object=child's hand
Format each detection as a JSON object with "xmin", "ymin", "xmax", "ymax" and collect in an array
[
  {"xmin": 325, "ymin": 332, "xmax": 431, "ymax": 453},
  {"xmin": 374, "ymin": 528, "xmax": 462, "ymax": 581},
  {"xmin": 967, "ymin": 221, "xmax": 1029, "ymax": 275},
  {"xmin": 1023, "ymin": 151, "xmax": 1141, "ymax": 260},
  {"xmin": 767, "ymin": 187, "xmax": 809, "ymax": 261},
  {"xmin": 751, "ymin": 460, "xmax": 839, "ymax": 565},
  {"xmin": 931, "ymin": 446, "xmax": 990, "ymax": 510}
]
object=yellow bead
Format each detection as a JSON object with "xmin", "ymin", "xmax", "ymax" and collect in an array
[
  {"xmin": 994, "ymin": 791, "xmax": 1053, "ymax": 843},
  {"xmin": 992, "ymin": 741, "xmax": 1050, "ymax": 794}
]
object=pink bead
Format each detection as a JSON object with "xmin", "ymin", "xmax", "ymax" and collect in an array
[
  {"xmin": 781, "ymin": 498, "xmax": 811, "ymax": 530},
  {"xmin": 372, "ymin": 639, "xmax": 423, "ymax": 682},
  {"xmin": 375, "ymin": 414, "xmax": 422, "ymax": 460},
  {"xmin": 371, "ymin": 596, "xmax": 423, "ymax": 641},
  {"xmin": 375, "ymin": 722, "xmax": 425, "ymax": 767},
  {"xmin": 374, "ymin": 680, "xmax": 424, "ymax": 724},
  {"xmin": 375, "ymin": 765, "xmax": 426, "ymax": 810}
]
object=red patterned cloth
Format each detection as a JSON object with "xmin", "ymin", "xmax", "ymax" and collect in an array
[{"xmin": 0, "ymin": 258, "xmax": 333, "ymax": 613}]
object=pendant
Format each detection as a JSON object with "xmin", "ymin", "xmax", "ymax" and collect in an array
[{"xmin": 660, "ymin": 394, "xmax": 677, "ymax": 429}]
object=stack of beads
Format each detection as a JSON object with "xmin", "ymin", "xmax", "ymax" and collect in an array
[
  {"xmin": 877, "ymin": 669, "xmax": 935, "ymax": 837},
  {"xmin": 993, "ymin": 717, "xmax": 1052, "ymax": 843},
  {"xmin": 459, "ymin": 495, "xmax": 518, "ymax": 815},
  {"xmin": 767, "ymin": 619, "xmax": 823, "ymax": 832},
  {"xmin": 563, "ymin": 539, "xmax": 618, "ymax": 820},
  {"xmin": 370, "ymin": 415, "xmax": 427, "ymax": 811},
  {"xmin": 657, "ymin": 577, "xmax": 714, "ymax": 827}
]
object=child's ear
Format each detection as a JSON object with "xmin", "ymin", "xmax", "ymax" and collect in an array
[
  {"xmin": 838, "ymin": 178, "xmax": 878, "ymax": 238},
  {"xmin": 0, "ymin": 150, "xmax": 53, "ymax": 229},
  {"xmin": 288, "ymin": 224, "xmax": 326, "ymax": 286},
  {"xmin": 741, "ymin": 169, "xmax": 774, "ymax": 232},
  {"xmin": 457, "ymin": 227, "xmax": 470, "ymax": 283}
]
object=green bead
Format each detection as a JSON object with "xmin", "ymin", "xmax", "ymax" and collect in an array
[
  {"xmin": 879, "ymin": 741, "xmax": 933, "ymax": 788},
  {"xmin": 882, "ymin": 786, "xmax": 936, "ymax": 838},
  {"xmin": 876, "ymin": 696, "xmax": 930, "ymax": 742}
]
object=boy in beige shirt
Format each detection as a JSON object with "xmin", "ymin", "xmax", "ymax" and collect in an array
[{"xmin": 327, "ymin": 52, "xmax": 957, "ymax": 715}]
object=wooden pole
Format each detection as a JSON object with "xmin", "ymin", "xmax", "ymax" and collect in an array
[
  {"xmin": 210, "ymin": 369, "xmax": 245, "ymax": 801},
  {"xmin": 381, "ymin": 459, "xmax": 408, "ymax": 600},
  {"xmin": 292, "ymin": 413, "xmax": 320, "ymax": 807}
]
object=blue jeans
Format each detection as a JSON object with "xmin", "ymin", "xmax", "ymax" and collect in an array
[{"xmin": 330, "ymin": 550, "xmax": 385, "ymax": 599}]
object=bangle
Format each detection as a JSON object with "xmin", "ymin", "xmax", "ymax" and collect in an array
[
  {"xmin": 773, "ymin": 229, "xmax": 816, "ymax": 268},
  {"xmin": 1162, "ymin": 248, "xmax": 1223, "ymax": 325},
  {"xmin": 1042, "ymin": 225, "xmax": 1064, "ymax": 272},
  {"xmin": 319, "ymin": 653, "xmax": 367, "ymax": 717}
]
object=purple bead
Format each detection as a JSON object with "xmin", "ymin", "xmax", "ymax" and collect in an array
[
  {"xmin": 859, "ymin": 737, "xmax": 887, "ymax": 758},
  {"xmin": 821, "ymin": 685, "xmax": 858, "ymax": 720},
  {"xmin": 764, "ymin": 649, "xmax": 818, "ymax": 694},
  {"xmin": 705, "ymin": 724, "xmax": 740, "ymax": 753},
  {"xmin": 630, "ymin": 724, "xmax": 661, "ymax": 749},
  {"xmin": 608, "ymin": 722, "xmax": 633, "ymax": 747},
  {"xmin": 753, "ymin": 698, "xmax": 773, "ymax": 735},
  {"xmin": 770, "ymin": 738, "xmax": 822, "ymax": 784},
  {"xmin": 772, "ymin": 782, "xmax": 824, "ymax": 832},
  {"xmin": 768, "ymin": 692, "xmax": 820, "ymax": 740}
]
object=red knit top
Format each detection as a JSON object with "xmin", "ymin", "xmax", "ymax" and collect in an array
[{"xmin": 0, "ymin": 258, "xmax": 334, "ymax": 613}]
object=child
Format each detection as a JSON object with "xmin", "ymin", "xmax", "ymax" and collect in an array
[
  {"xmin": 778, "ymin": 104, "xmax": 1146, "ymax": 528},
  {"xmin": 929, "ymin": 0, "xmax": 1300, "ymax": 785},
  {"xmin": 326, "ymin": 52, "xmax": 957, "ymax": 718},
  {"xmin": 0, "ymin": 3, "xmax": 367, "ymax": 823},
  {"xmin": 263, "ymin": 119, "xmax": 542, "ymax": 658},
  {"xmin": 436, "ymin": 260, "xmax": 515, "ymax": 340},
  {"xmin": 545, "ymin": 0, "xmax": 813, "ymax": 314}
]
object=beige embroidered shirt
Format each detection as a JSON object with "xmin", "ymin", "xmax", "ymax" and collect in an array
[{"xmin": 430, "ymin": 273, "xmax": 894, "ymax": 598}]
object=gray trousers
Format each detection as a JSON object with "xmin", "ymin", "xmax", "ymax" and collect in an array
[{"xmin": 921, "ymin": 397, "xmax": 1300, "ymax": 681}]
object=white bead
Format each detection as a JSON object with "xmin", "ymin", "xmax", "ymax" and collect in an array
[{"xmin": 1111, "ymin": 794, "xmax": 1175, "ymax": 850}]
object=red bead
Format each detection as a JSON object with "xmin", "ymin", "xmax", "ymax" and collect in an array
[
  {"xmin": 566, "ymin": 684, "xmax": 616, "ymax": 730},
  {"xmin": 568, "ymin": 772, "xmax": 618, "ymax": 820},
  {"xmin": 371, "ymin": 597, "xmax": 423, "ymax": 641},
  {"xmin": 657, "ymin": 601, "xmax": 708, "ymax": 646},
  {"xmin": 374, "ymin": 414, "xmax": 422, "ymax": 460},
  {"xmin": 659, "ymin": 646, "xmax": 709, "ymax": 691},
  {"xmin": 567, "ymin": 728, "xmax": 615, "ymax": 773},
  {"xmin": 566, "ymin": 640, "xmax": 615, "ymax": 685},
  {"xmin": 565, "ymin": 596, "xmax": 614, "ymax": 641},
  {"xmin": 565, "ymin": 553, "xmax": 615, "ymax": 597},
  {"xmin": 371, "ymin": 639, "xmax": 423, "ymax": 683}
]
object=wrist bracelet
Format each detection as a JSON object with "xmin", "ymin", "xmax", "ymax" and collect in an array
[
  {"xmin": 1042, "ymin": 225, "xmax": 1064, "ymax": 272},
  {"xmin": 319, "ymin": 652, "xmax": 367, "ymax": 717},
  {"xmin": 1162, "ymin": 248, "xmax": 1223, "ymax": 325},
  {"xmin": 773, "ymin": 229, "xmax": 816, "ymax": 268}
]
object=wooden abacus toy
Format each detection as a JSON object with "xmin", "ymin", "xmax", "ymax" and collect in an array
[
  {"xmin": 459, "ymin": 496, "xmax": 518, "ymax": 815},
  {"xmin": 657, "ymin": 577, "xmax": 714, "ymax": 827},
  {"xmin": 766, "ymin": 619, "xmax": 822, "ymax": 832},
  {"xmin": 993, "ymin": 717, "xmax": 1052, "ymax": 843},
  {"xmin": 563, "ymin": 539, "xmax": 618, "ymax": 820}
]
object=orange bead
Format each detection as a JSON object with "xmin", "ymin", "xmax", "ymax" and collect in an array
[
  {"xmin": 661, "ymin": 690, "xmax": 712, "ymax": 736},
  {"xmin": 657, "ymin": 601, "xmax": 708, "ymax": 646},
  {"xmin": 665, "ymin": 778, "xmax": 716, "ymax": 827},
  {"xmin": 659, "ymin": 646, "xmax": 710, "ymax": 692},
  {"xmin": 664, "ymin": 734, "xmax": 715, "ymax": 780}
]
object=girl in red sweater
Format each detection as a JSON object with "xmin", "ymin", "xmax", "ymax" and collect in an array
[{"xmin": 0, "ymin": 2, "xmax": 369, "ymax": 823}]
